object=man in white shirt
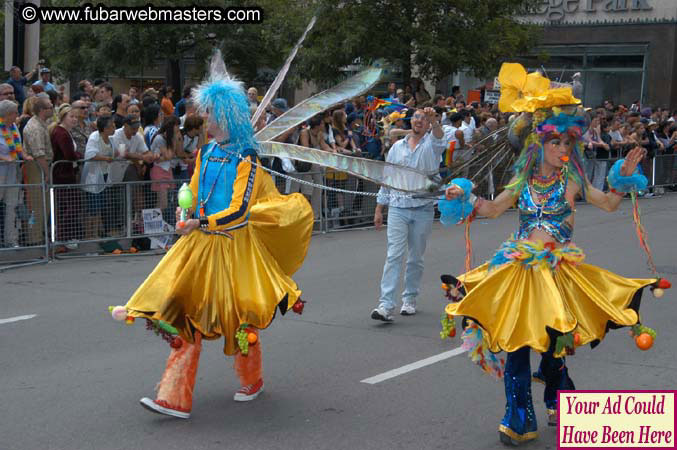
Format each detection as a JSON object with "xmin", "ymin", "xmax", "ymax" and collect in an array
[
  {"xmin": 109, "ymin": 115, "xmax": 152, "ymax": 183},
  {"xmin": 372, "ymin": 107, "xmax": 447, "ymax": 321},
  {"xmin": 460, "ymin": 110, "xmax": 475, "ymax": 145}
]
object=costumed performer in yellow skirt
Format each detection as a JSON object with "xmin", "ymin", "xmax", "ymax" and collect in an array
[
  {"xmin": 438, "ymin": 63, "xmax": 670, "ymax": 445},
  {"xmin": 109, "ymin": 53, "xmax": 313, "ymax": 419}
]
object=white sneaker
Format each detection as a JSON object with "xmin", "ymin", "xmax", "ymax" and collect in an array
[
  {"xmin": 371, "ymin": 306, "xmax": 394, "ymax": 322},
  {"xmin": 400, "ymin": 304, "xmax": 416, "ymax": 316},
  {"xmin": 139, "ymin": 397, "xmax": 190, "ymax": 419}
]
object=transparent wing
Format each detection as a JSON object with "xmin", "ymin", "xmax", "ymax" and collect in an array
[
  {"xmin": 251, "ymin": 16, "xmax": 317, "ymax": 126},
  {"xmin": 255, "ymin": 67, "xmax": 382, "ymax": 142},
  {"xmin": 258, "ymin": 141, "xmax": 437, "ymax": 193}
]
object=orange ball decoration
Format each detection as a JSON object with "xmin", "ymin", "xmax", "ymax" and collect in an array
[
  {"xmin": 573, "ymin": 333, "xmax": 581, "ymax": 346},
  {"xmin": 177, "ymin": 221, "xmax": 185, "ymax": 229},
  {"xmin": 635, "ymin": 333, "xmax": 653, "ymax": 351},
  {"xmin": 247, "ymin": 332, "xmax": 258, "ymax": 344}
]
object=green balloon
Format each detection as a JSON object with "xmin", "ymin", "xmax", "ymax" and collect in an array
[{"xmin": 178, "ymin": 183, "xmax": 193, "ymax": 209}]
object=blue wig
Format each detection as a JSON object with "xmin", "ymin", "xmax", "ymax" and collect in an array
[{"xmin": 193, "ymin": 50, "xmax": 257, "ymax": 151}]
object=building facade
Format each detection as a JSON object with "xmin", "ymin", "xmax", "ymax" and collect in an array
[{"xmin": 520, "ymin": 0, "xmax": 677, "ymax": 109}]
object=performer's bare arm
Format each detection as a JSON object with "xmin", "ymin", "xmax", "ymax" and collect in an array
[
  {"xmin": 444, "ymin": 177, "xmax": 516, "ymax": 219},
  {"xmin": 572, "ymin": 146, "xmax": 646, "ymax": 213}
]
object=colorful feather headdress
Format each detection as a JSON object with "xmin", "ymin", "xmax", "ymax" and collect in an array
[{"xmin": 193, "ymin": 49, "xmax": 257, "ymax": 151}]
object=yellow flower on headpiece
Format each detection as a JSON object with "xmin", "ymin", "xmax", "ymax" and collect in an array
[{"xmin": 498, "ymin": 63, "xmax": 580, "ymax": 113}]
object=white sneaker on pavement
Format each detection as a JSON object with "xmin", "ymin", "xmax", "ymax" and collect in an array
[
  {"xmin": 400, "ymin": 304, "xmax": 416, "ymax": 316},
  {"xmin": 371, "ymin": 306, "xmax": 394, "ymax": 322}
]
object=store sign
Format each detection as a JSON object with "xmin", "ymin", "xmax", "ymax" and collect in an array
[
  {"xmin": 527, "ymin": 0, "xmax": 653, "ymax": 22},
  {"xmin": 484, "ymin": 90, "xmax": 500, "ymax": 104}
]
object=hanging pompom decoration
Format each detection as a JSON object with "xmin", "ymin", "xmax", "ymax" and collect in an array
[
  {"xmin": 650, "ymin": 278, "xmax": 671, "ymax": 298},
  {"xmin": 109, "ymin": 305, "xmax": 127, "ymax": 321}
]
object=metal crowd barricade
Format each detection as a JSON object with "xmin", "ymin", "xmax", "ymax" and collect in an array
[
  {"xmin": 650, "ymin": 153, "xmax": 676, "ymax": 192},
  {"xmin": 582, "ymin": 154, "xmax": 676, "ymax": 194},
  {"xmin": 321, "ymin": 170, "xmax": 380, "ymax": 231},
  {"xmin": 0, "ymin": 160, "xmax": 49, "ymax": 271},
  {"xmin": 49, "ymin": 158, "xmax": 189, "ymax": 258}
]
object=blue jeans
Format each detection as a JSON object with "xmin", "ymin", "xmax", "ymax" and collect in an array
[{"xmin": 378, "ymin": 204, "xmax": 434, "ymax": 312}]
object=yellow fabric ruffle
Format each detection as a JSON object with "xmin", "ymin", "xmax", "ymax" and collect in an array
[
  {"xmin": 445, "ymin": 260, "xmax": 656, "ymax": 357},
  {"xmin": 498, "ymin": 63, "xmax": 581, "ymax": 113},
  {"xmin": 125, "ymin": 171, "xmax": 313, "ymax": 355}
]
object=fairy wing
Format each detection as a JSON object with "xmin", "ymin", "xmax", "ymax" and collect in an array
[
  {"xmin": 255, "ymin": 67, "xmax": 382, "ymax": 143},
  {"xmin": 257, "ymin": 141, "xmax": 438, "ymax": 193}
]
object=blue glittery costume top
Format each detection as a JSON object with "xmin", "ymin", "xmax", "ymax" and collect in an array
[
  {"xmin": 517, "ymin": 172, "xmax": 573, "ymax": 243},
  {"xmin": 197, "ymin": 142, "xmax": 256, "ymax": 217}
]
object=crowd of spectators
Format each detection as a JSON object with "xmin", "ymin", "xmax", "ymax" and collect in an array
[
  {"xmin": 0, "ymin": 63, "xmax": 206, "ymax": 251},
  {"xmin": 1, "ymin": 63, "xmax": 677, "ymax": 249}
]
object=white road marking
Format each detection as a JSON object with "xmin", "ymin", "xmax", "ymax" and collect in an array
[
  {"xmin": 360, "ymin": 346, "xmax": 467, "ymax": 384},
  {"xmin": 0, "ymin": 314, "xmax": 37, "ymax": 325}
]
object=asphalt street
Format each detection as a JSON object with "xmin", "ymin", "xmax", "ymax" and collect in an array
[{"xmin": 2, "ymin": 195, "xmax": 676, "ymax": 450}]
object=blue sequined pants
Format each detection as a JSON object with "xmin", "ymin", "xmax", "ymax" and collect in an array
[{"xmin": 501, "ymin": 347, "xmax": 575, "ymax": 440}]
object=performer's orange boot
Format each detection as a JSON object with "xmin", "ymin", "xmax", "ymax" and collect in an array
[
  {"xmin": 233, "ymin": 330, "xmax": 264, "ymax": 401},
  {"xmin": 140, "ymin": 333, "xmax": 202, "ymax": 419}
]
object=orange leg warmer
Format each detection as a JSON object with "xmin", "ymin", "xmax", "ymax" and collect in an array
[
  {"xmin": 234, "ymin": 331, "xmax": 263, "ymax": 386},
  {"xmin": 155, "ymin": 332, "xmax": 202, "ymax": 413}
]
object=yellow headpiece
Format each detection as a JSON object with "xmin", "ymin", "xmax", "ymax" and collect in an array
[{"xmin": 498, "ymin": 63, "xmax": 580, "ymax": 113}]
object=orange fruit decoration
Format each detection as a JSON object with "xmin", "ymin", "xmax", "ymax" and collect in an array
[
  {"xmin": 635, "ymin": 333, "xmax": 653, "ymax": 351},
  {"xmin": 247, "ymin": 332, "xmax": 258, "ymax": 344},
  {"xmin": 573, "ymin": 333, "xmax": 581, "ymax": 346},
  {"xmin": 177, "ymin": 221, "xmax": 185, "ymax": 229}
]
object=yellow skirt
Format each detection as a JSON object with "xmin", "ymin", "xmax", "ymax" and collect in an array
[
  {"xmin": 125, "ymin": 193, "xmax": 313, "ymax": 355},
  {"xmin": 445, "ymin": 259, "xmax": 657, "ymax": 356}
]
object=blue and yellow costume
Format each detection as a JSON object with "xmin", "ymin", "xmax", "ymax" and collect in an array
[
  {"xmin": 441, "ymin": 63, "xmax": 660, "ymax": 444},
  {"xmin": 119, "ymin": 53, "xmax": 313, "ymax": 418},
  {"xmin": 125, "ymin": 141, "xmax": 313, "ymax": 355}
]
